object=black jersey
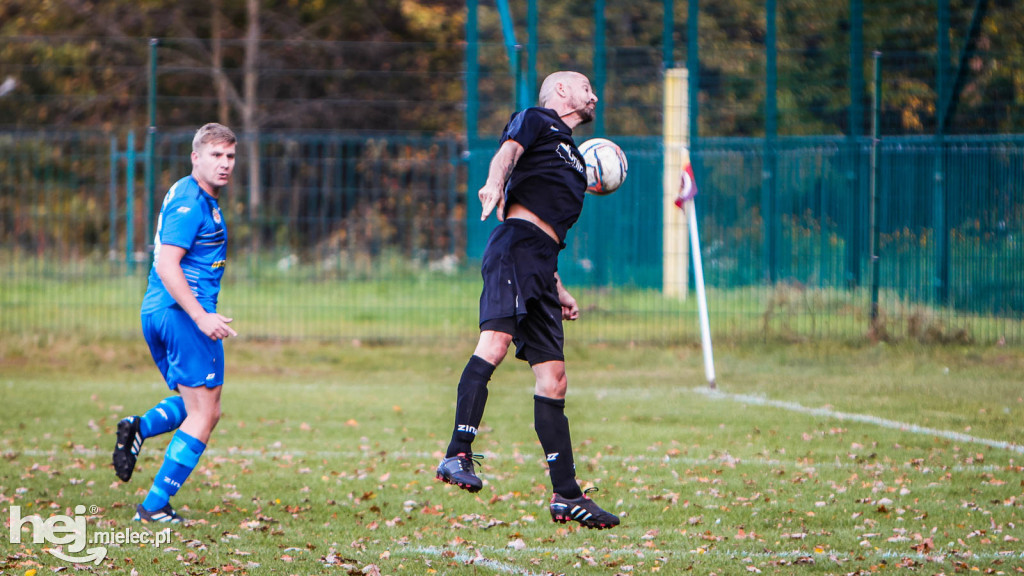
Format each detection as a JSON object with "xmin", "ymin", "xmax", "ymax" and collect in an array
[{"xmin": 500, "ymin": 107, "xmax": 587, "ymax": 243}]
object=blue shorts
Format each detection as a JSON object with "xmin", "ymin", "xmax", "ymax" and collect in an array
[
  {"xmin": 478, "ymin": 218, "xmax": 564, "ymax": 365},
  {"xmin": 142, "ymin": 307, "xmax": 225, "ymax": 390}
]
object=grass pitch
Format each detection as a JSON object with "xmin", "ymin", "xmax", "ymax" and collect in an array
[{"xmin": 2, "ymin": 338, "xmax": 1023, "ymax": 575}]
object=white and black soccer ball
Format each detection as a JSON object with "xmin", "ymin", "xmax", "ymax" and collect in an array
[{"xmin": 578, "ymin": 138, "xmax": 628, "ymax": 195}]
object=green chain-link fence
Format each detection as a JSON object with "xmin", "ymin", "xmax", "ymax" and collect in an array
[{"xmin": 2, "ymin": 130, "xmax": 1022, "ymax": 344}]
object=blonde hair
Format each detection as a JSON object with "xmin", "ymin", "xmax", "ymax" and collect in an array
[{"xmin": 192, "ymin": 123, "xmax": 236, "ymax": 153}]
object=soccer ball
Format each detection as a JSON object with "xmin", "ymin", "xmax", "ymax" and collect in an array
[{"xmin": 579, "ymin": 138, "xmax": 628, "ymax": 195}]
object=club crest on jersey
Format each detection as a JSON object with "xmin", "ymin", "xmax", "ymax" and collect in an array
[
  {"xmin": 212, "ymin": 207, "xmax": 222, "ymax": 224},
  {"xmin": 556, "ymin": 143, "xmax": 584, "ymax": 175}
]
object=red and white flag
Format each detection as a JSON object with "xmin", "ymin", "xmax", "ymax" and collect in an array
[
  {"xmin": 674, "ymin": 151, "xmax": 698, "ymax": 208},
  {"xmin": 671, "ymin": 151, "xmax": 696, "ymax": 207}
]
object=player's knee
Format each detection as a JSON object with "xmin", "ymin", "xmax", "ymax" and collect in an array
[
  {"xmin": 474, "ymin": 332, "xmax": 512, "ymax": 365},
  {"xmin": 535, "ymin": 375, "xmax": 567, "ymax": 399},
  {"xmin": 195, "ymin": 404, "xmax": 222, "ymax": 432},
  {"xmin": 477, "ymin": 347, "xmax": 508, "ymax": 366}
]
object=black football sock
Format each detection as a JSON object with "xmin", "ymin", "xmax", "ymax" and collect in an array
[
  {"xmin": 534, "ymin": 394, "xmax": 583, "ymax": 499},
  {"xmin": 446, "ymin": 355, "xmax": 495, "ymax": 458}
]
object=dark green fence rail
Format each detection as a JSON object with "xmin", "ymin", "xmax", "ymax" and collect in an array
[
  {"xmin": 2, "ymin": 131, "xmax": 1022, "ymax": 344},
  {"xmin": 692, "ymin": 135, "xmax": 1024, "ymax": 315}
]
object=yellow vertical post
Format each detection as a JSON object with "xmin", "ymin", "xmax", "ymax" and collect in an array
[{"xmin": 663, "ymin": 68, "xmax": 690, "ymax": 298}]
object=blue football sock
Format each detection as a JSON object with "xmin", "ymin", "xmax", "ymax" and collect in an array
[
  {"xmin": 139, "ymin": 396, "xmax": 187, "ymax": 439},
  {"xmin": 142, "ymin": 430, "xmax": 206, "ymax": 512}
]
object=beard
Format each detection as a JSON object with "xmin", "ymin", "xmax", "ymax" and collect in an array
[{"xmin": 576, "ymin": 105, "xmax": 595, "ymax": 124}]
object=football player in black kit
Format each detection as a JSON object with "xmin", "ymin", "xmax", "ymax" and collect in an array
[{"xmin": 436, "ymin": 71, "xmax": 619, "ymax": 529}]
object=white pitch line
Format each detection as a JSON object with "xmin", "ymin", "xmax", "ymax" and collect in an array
[
  {"xmin": 402, "ymin": 544, "xmax": 1024, "ymax": 566},
  {"xmin": 693, "ymin": 388, "xmax": 1024, "ymax": 454},
  {"xmin": 404, "ymin": 545, "xmax": 554, "ymax": 576}
]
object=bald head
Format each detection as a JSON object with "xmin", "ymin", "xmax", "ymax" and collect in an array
[{"xmin": 537, "ymin": 71, "xmax": 598, "ymax": 128}]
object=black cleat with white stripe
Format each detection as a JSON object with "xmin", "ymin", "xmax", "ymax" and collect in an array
[
  {"xmin": 549, "ymin": 487, "xmax": 619, "ymax": 529},
  {"xmin": 112, "ymin": 416, "xmax": 144, "ymax": 482},
  {"xmin": 133, "ymin": 503, "xmax": 182, "ymax": 524}
]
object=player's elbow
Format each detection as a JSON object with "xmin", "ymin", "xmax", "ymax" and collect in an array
[{"xmin": 155, "ymin": 259, "xmax": 178, "ymax": 284}]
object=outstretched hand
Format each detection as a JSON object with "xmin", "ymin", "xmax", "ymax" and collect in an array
[
  {"xmin": 479, "ymin": 140, "xmax": 522, "ymax": 221},
  {"xmin": 479, "ymin": 182, "xmax": 506, "ymax": 222}
]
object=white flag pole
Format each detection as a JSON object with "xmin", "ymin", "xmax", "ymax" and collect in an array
[
  {"xmin": 685, "ymin": 199, "xmax": 716, "ymax": 388},
  {"xmin": 677, "ymin": 148, "xmax": 717, "ymax": 389}
]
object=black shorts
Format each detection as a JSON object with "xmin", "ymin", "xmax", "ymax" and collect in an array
[{"xmin": 478, "ymin": 218, "xmax": 564, "ymax": 365}]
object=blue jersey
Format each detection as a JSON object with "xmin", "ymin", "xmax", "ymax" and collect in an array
[
  {"xmin": 500, "ymin": 107, "xmax": 587, "ymax": 242},
  {"xmin": 141, "ymin": 176, "xmax": 228, "ymax": 315}
]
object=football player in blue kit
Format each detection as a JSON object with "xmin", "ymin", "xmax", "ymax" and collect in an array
[
  {"xmin": 112, "ymin": 123, "xmax": 238, "ymax": 523},
  {"xmin": 436, "ymin": 71, "xmax": 619, "ymax": 529}
]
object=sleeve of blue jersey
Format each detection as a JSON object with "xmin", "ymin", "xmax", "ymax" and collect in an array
[
  {"xmin": 501, "ymin": 108, "xmax": 544, "ymax": 150},
  {"xmin": 159, "ymin": 193, "xmax": 204, "ymax": 250}
]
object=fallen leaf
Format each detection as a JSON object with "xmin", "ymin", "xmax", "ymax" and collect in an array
[{"xmin": 911, "ymin": 537, "xmax": 934, "ymax": 553}]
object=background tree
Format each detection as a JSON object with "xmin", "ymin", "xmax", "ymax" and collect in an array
[{"xmin": 0, "ymin": 0, "xmax": 1022, "ymax": 136}]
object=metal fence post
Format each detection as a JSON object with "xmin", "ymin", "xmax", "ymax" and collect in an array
[
  {"xmin": 663, "ymin": 0, "xmax": 674, "ymax": 69},
  {"xmin": 527, "ymin": 0, "xmax": 537, "ymax": 101},
  {"xmin": 109, "ymin": 135, "xmax": 119, "ymax": 261},
  {"xmin": 934, "ymin": 0, "xmax": 950, "ymax": 303},
  {"xmin": 594, "ymin": 0, "xmax": 606, "ymax": 135},
  {"xmin": 870, "ymin": 52, "xmax": 883, "ymax": 324},
  {"xmin": 763, "ymin": 0, "xmax": 777, "ymax": 283},
  {"xmin": 847, "ymin": 0, "xmax": 865, "ymax": 288},
  {"xmin": 688, "ymin": 0, "xmax": 700, "ymax": 223},
  {"xmin": 145, "ymin": 38, "xmax": 158, "ymax": 265},
  {"xmin": 125, "ymin": 131, "xmax": 136, "ymax": 274}
]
